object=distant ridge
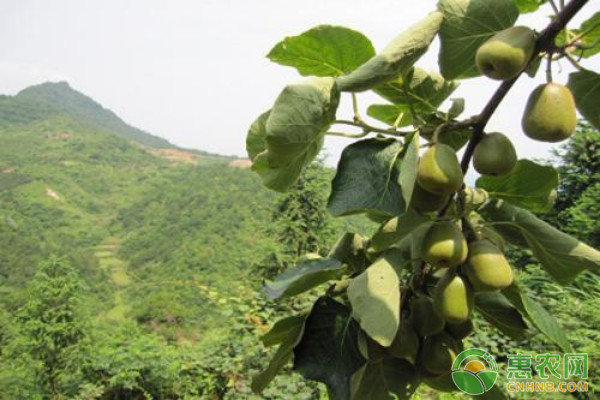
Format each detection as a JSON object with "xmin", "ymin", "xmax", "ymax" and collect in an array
[{"xmin": 1, "ymin": 81, "xmax": 184, "ymax": 150}]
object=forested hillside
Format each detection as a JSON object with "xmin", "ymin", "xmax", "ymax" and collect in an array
[{"xmin": 0, "ymin": 82, "xmax": 369, "ymax": 399}]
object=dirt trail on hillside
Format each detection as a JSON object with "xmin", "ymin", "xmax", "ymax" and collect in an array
[{"xmin": 94, "ymin": 238, "xmax": 132, "ymax": 320}]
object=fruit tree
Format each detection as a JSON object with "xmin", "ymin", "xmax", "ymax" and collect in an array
[{"xmin": 245, "ymin": 0, "xmax": 600, "ymax": 398}]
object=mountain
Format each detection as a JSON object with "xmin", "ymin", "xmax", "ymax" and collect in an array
[{"xmin": 1, "ymin": 81, "xmax": 191, "ymax": 150}]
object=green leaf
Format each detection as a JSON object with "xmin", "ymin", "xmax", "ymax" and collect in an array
[
  {"xmin": 350, "ymin": 358, "xmax": 419, "ymax": 400},
  {"xmin": 267, "ymin": 25, "xmax": 376, "ymax": 77},
  {"xmin": 252, "ymin": 77, "xmax": 340, "ymax": 191},
  {"xmin": 294, "ymin": 297, "xmax": 365, "ymax": 400},
  {"xmin": 479, "ymin": 385, "xmax": 509, "ymax": 399},
  {"xmin": 367, "ymin": 104, "xmax": 414, "ymax": 127},
  {"xmin": 476, "ymin": 160, "xmax": 558, "ymax": 212},
  {"xmin": 503, "ymin": 284, "xmax": 572, "ymax": 352},
  {"xmin": 437, "ymin": 0, "xmax": 519, "ymax": 79},
  {"xmin": 252, "ymin": 315, "xmax": 306, "ymax": 393},
  {"xmin": 511, "ymin": 0, "xmax": 548, "ymax": 13},
  {"xmin": 568, "ymin": 69, "xmax": 600, "ymax": 130},
  {"xmin": 447, "ymin": 98, "xmax": 465, "ymax": 119},
  {"xmin": 420, "ymin": 116, "xmax": 472, "ymax": 150},
  {"xmin": 337, "ymin": 12, "xmax": 443, "ymax": 92},
  {"xmin": 348, "ymin": 255, "xmax": 401, "ymax": 347},
  {"xmin": 480, "ymin": 199, "xmax": 600, "ymax": 284},
  {"xmin": 328, "ymin": 138, "xmax": 405, "ymax": 217},
  {"xmin": 557, "ymin": 12, "xmax": 600, "ymax": 59},
  {"xmin": 370, "ymin": 211, "xmax": 429, "ymax": 253},
  {"xmin": 328, "ymin": 232, "xmax": 369, "ymax": 274},
  {"xmin": 575, "ymin": 12, "xmax": 600, "ymax": 58},
  {"xmin": 264, "ymin": 258, "xmax": 344, "ymax": 299},
  {"xmin": 261, "ymin": 315, "xmax": 307, "ymax": 347},
  {"xmin": 246, "ymin": 110, "xmax": 270, "ymax": 161},
  {"xmin": 399, "ymin": 133, "xmax": 420, "ymax": 208},
  {"xmin": 375, "ymin": 68, "xmax": 458, "ymax": 112},
  {"xmin": 475, "ymin": 291, "xmax": 529, "ymax": 340}
]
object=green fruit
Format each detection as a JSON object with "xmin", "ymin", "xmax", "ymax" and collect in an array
[
  {"xmin": 411, "ymin": 295, "xmax": 444, "ymax": 337},
  {"xmin": 422, "ymin": 221, "xmax": 468, "ymax": 268},
  {"xmin": 465, "ymin": 240, "xmax": 514, "ymax": 291},
  {"xmin": 476, "ymin": 26, "xmax": 536, "ymax": 80},
  {"xmin": 357, "ymin": 329, "xmax": 385, "ymax": 363},
  {"xmin": 522, "ymin": 83, "xmax": 577, "ymax": 142},
  {"xmin": 434, "ymin": 272, "xmax": 473, "ymax": 324},
  {"xmin": 410, "ymin": 182, "xmax": 450, "ymax": 213},
  {"xmin": 388, "ymin": 320, "xmax": 420, "ymax": 362},
  {"xmin": 473, "ymin": 132, "xmax": 517, "ymax": 176},
  {"xmin": 446, "ymin": 320, "xmax": 474, "ymax": 340},
  {"xmin": 417, "ymin": 144, "xmax": 464, "ymax": 196},
  {"xmin": 421, "ymin": 333, "xmax": 458, "ymax": 375}
]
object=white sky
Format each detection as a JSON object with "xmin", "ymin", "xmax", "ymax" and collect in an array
[{"xmin": 0, "ymin": 0, "xmax": 598, "ymax": 173}]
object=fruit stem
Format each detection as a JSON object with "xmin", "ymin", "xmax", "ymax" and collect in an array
[{"xmin": 546, "ymin": 54, "xmax": 554, "ymax": 83}]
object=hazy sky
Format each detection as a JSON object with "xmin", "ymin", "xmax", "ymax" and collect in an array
[{"xmin": 0, "ymin": 0, "xmax": 598, "ymax": 169}]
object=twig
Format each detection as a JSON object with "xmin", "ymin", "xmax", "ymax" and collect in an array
[
  {"xmin": 326, "ymin": 131, "xmax": 370, "ymax": 139},
  {"xmin": 331, "ymin": 119, "xmax": 411, "ymax": 137}
]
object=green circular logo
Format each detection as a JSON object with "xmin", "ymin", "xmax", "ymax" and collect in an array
[{"xmin": 451, "ymin": 348, "xmax": 498, "ymax": 395}]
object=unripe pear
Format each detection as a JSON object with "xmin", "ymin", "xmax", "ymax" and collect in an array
[
  {"xmin": 417, "ymin": 144, "xmax": 464, "ymax": 196},
  {"xmin": 422, "ymin": 221, "xmax": 468, "ymax": 268},
  {"xmin": 465, "ymin": 240, "xmax": 514, "ymax": 291},
  {"xmin": 473, "ymin": 132, "xmax": 517, "ymax": 176},
  {"xmin": 434, "ymin": 273, "xmax": 473, "ymax": 324},
  {"xmin": 410, "ymin": 182, "xmax": 450, "ymax": 213},
  {"xmin": 522, "ymin": 83, "xmax": 577, "ymax": 142},
  {"xmin": 446, "ymin": 320, "xmax": 474, "ymax": 340},
  {"xmin": 476, "ymin": 26, "xmax": 536, "ymax": 80},
  {"xmin": 421, "ymin": 333, "xmax": 458, "ymax": 375},
  {"xmin": 388, "ymin": 319, "xmax": 420, "ymax": 362},
  {"xmin": 411, "ymin": 295, "xmax": 444, "ymax": 337}
]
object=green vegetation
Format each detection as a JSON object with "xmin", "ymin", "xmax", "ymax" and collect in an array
[
  {"xmin": 1, "ymin": 1, "xmax": 599, "ymax": 397},
  {"xmin": 245, "ymin": 1, "xmax": 600, "ymax": 399},
  {"xmin": 0, "ymin": 82, "xmax": 373, "ymax": 398}
]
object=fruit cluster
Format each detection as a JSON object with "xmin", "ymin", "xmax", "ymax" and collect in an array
[{"xmin": 379, "ymin": 26, "xmax": 579, "ymax": 378}]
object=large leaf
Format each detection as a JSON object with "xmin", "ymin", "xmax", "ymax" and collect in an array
[
  {"xmin": 337, "ymin": 12, "xmax": 443, "ymax": 92},
  {"xmin": 348, "ymin": 255, "xmax": 401, "ymax": 347},
  {"xmin": 480, "ymin": 199, "xmax": 600, "ymax": 284},
  {"xmin": 328, "ymin": 138, "xmax": 405, "ymax": 217},
  {"xmin": 261, "ymin": 315, "xmax": 307, "ymax": 347},
  {"xmin": 252, "ymin": 77, "xmax": 340, "ymax": 192},
  {"xmin": 476, "ymin": 160, "xmax": 558, "ymax": 213},
  {"xmin": 375, "ymin": 68, "xmax": 458, "ymax": 112},
  {"xmin": 350, "ymin": 358, "xmax": 419, "ymax": 400},
  {"xmin": 252, "ymin": 314, "xmax": 306, "ymax": 393},
  {"xmin": 370, "ymin": 211, "xmax": 429, "ymax": 253},
  {"xmin": 246, "ymin": 110, "xmax": 270, "ymax": 161},
  {"xmin": 503, "ymin": 284, "xmax": 572, "ymax": 353},
  {"xmin": 294, "ymin": 297, "xmax": 365, "ymax": 400},
  {"xmin": 264, "ymin": 258, "xmax": 344, "ymax": 299},
  {"xmin": 475, "ymin": 291, "xmax": 529, "ymax": 340},
  {"xmin": 437, "ymin": 0, "xmax": 519, "ymax": 79},
  {"xmin": 511, "ymin": 0, "xmax": 548, "ymax": 13},
  {"xmin": 568, "ymin": 69, "xmax": 600, "ymax": 130},
  {"xmin": 267, "ymin": 25, "xmax": 375, "ymax": 77}
]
